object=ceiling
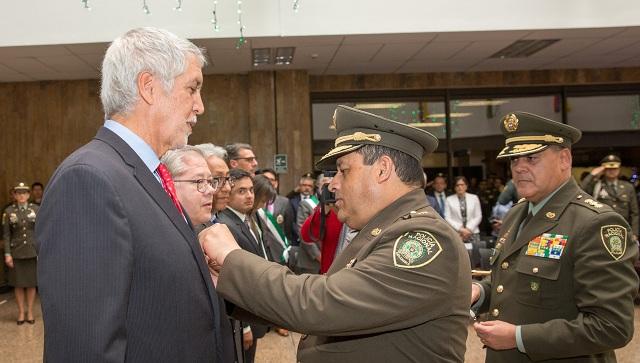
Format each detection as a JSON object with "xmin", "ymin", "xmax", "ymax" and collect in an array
[{"xmin": 1, "ymin": 26, "xmax": 640, "ymax": 82}]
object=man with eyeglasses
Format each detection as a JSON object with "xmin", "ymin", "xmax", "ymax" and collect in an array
[
  {"xmin": 225, "ymin": 143, "xmax": 258, "ymax": 176},
  {"xmin": 195, "ymin": 143, "xmax": 235, "ymax": 221},
  {"xmin": 217, "ymin": 169, "xmax": 269, "ymax": 363},
  {"xmin": 162, "ymin": 146, "xmax": 244, "ymax": 363}
]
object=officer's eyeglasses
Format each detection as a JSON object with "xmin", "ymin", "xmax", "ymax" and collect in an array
[
  {"xmin": 174, "ymin": 179, "xmax": 218, "ymax": 193},
  {"xmin": 233, "ymin": 156, "xmax": 257, "ymax": 163},
  {"xmin": 213, "ymin": 176, "xmax": 235, "ymax": 189}
]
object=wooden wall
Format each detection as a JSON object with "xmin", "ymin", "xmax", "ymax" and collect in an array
[
  {"xmin": 2, "ymin": 66, "xmax": 639, "ymax": 207},
  {"xmin": 0, "ymin": 70, "xmax": 312, "ymax": 207}
]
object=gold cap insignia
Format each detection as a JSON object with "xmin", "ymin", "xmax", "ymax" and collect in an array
[
  {"xmin": 371, "ymin": 228, "xmax": 382, "ymax": 236},
  {"xmin": 545, "ymin": 212, "xmax": 556, "ymax": 219},
  {"xmin": 503, "ymin": 113, "xmax": 519, "ymax": 133}
]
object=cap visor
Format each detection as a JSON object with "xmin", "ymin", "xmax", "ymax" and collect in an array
[{"xmin": 315, "ymin": 144, "xmax": 364, "ymax": 170}]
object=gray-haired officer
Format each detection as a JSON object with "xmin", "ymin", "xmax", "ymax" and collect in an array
[
  {"xmin": 471, "ymin": 112, "xmax": 638, "ymax": 362},
  {"xmin": 201, "ymin": 105, "xmax": 471, "ymax": 362},
  {"xmin": 581, "ymin": 154, "xmax": 639, "ymax": 241},
  {"xmin": 3, "ymin": 182, "xmax": 39, "ymax": 324}
]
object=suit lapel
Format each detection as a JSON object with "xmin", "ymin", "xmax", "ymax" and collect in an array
[
  {"xmin": 502, "ymin": 179, "xmax": 578, "ymax": 259},
  {"xmin": 221, "ymin": 209, "xmax": 260, "ymax": 254},
  {"xmin": 94, "ymin": 127, "xmax": 220, "ymax": 316}
]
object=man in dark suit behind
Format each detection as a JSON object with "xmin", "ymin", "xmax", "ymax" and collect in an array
[
  {"xmin": 217, "ymin": 169, "xmax": 270, "ymax": 363},
  {"xmin": 35, "ymin": 27, "xmax": 228, "ymax": 362},
  {"xmin": 427, "ymin": 174, "xmax": 448, "ymax": 219}
]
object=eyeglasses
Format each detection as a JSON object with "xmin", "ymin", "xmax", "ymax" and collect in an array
[
  {"xmin": 213, "ymin": 176, "xmax": 235, "ymax": 188},
  {"xmin": 174, "ymin": 179, "xmax": 218, "ymax": 193},
  {"xmin": 233, "ymin": 156, "xmax": 257, "ymax": 163}
]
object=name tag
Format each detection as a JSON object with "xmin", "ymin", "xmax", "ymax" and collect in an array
[{"xmin": 526, "ymin": 233, "xmax": 568, "ymax": 259}]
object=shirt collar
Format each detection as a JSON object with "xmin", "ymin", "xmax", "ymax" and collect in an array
[
  {"xmin": 104, "ymin": 120, "xmax": 160, "ymax": 174},
  {"xmin": 528, "ymin": 179, "xmax": 570, "ymax": 216},
  {"xmin": 227, "ymin": 206, "xmax": 247, "ymax": 222}
]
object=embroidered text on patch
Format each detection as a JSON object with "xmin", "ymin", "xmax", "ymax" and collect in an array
[{"xmin": 393, "ymin": 231, "xmax": 442, "ymax": 268}]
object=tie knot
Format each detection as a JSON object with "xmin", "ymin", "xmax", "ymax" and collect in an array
[{"xmin": 157, "ymin": 163, "xmax": 171, "ymax": 181}]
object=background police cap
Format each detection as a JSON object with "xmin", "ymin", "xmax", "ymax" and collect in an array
[
  {"xmin": 496, "ymin": 111, "xmax": 582, "ymax": 159},
  {"xmin": 13, "ymin": 182, "xmax": 30, "ymax": 191},
  {"xmin": 600, "ymin": 154, "xmax": 621, "ymax": 168},
  {"xmin": 316, "ymin": 105, "xmax": 438, "ymax": 169}
]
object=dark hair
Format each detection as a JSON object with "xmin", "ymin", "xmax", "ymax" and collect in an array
[
  {"xmin": 355, "ymin": 145, "xmax": 423, "ymax": 187},
  {"xmin": 454, "ymin": 176, "xmax": 468, "ymax": 186},
  {"xmin": 31, "ymin": 182, "xmax": 44, "ymax": 189},
  {"xmin": 255, "ymin": 168, "xmax": 277, "ymax": 179},
  {"xmin": 224, "ymin": 143, "xmax": 253, "ymax": 164},
  {"xmin": 253, "ymin": 175, "xmax": 277, "ymax": 207},
  {"xmin": 228, "ymin": 168, "xmax": 252, "ymax": 186}
]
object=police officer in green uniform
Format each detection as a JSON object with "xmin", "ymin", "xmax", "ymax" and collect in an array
[
  {"xmin": 581, "ymin": 154, "xmax": 639, "ymax": 241},
  {"xmin": 3, "ymin": 182, "xmax": 39, "ymax": 325},
  {"xmin": 199, "ymin": 105, "xmax": 472, "ymax": 362},
  {"xmin": 470, "ymin": 112, "xmax": 639, "ymax": 362}
]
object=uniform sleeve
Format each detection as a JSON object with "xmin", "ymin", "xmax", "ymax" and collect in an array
[
  {"xmin": 579, "ymin": 174, "xmax": 597, "ymax": 195},
  {"xmin": 628, "ymin": 185, "xmax": 639, "ymax": 237},
  {"xmin": 217, "ymin": 228, "xmax": 470, "ymax": 336},
  {"xmin": 35, "ymin": 164, "xmax": 132, "ymax": 362},
  {"xmin": 2, "ymin": 209, "xmax": 10, "ymax": 255},
  {"xmin": 520, "ymin": 211, "xmax": 639, "ymax": 361}
]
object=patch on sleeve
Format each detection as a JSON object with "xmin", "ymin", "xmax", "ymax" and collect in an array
[
  {"xmin": 393, "ymin": 231, "xmax": 442, "ymax": 268},
  {"xmin": 600, "ymin": 225, "xmax": 627, "ymax": 260}
]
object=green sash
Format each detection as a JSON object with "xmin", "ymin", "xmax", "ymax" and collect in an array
[{"xmin": 257, "ymin": 208, "xmax": 291, "ymax": 263}]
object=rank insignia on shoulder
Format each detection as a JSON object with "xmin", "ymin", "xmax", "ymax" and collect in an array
[
  {"xmin": 584, "ymin": 198, "xmax": 603, "ymax": 208},
  {"xmin": 393, "ymin": 230, "xmax": 442, "ymax": 269},
  {"xmin": 601, "ymin": 225, "xmax": 627, "ymax": 260},
  {"xmin": 525, "ymin": 233, "xmax": 567, "ymax": 259},
  {"xmin": 371, "ymin": 228, "xmax": 381, "ymax": 236},
  {"xmin": 517, "ymin": 197, "xmax": 527, "ymax": 203}
]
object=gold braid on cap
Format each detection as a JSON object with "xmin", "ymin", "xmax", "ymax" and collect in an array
[
  {"xmin": 505, "ymin": 134, "xmax": 564, "ymax": 145},
  {"xmin": 335, "ymin": 132, "xmax": 382, "ymax": 147}
]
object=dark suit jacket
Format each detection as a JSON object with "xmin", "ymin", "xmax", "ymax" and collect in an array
[
  {"xmin": 427, "ymin": 191, "xmax": 447, "ymax": 218},
  {"xmin": 217, "ymin": 208, "xmax": 269, "ymax": 340},
  {"xmin": 35, "ymin": 127, "xmax": 222, "ymax": 362}
]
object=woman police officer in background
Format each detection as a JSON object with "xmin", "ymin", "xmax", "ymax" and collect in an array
[{"xmin": 3, "ymin": 182, "xmax": 39, "ymax": 325}]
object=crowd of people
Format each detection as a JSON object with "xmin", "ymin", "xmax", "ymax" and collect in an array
[{"xmin": 1, "ymin": 27, "xmax": 639, "ymax": 363}]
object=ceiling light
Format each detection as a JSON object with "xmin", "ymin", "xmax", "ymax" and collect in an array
[
  {"xmin": 354, "ymin": 103, "xmax": 406, "ymax": 110},
  {"xmin": 425, "ymin": 112, "xmax": 472, "ymax": 118},
  {"xmin": 490, "ymin": 39, "xmax": 560, "ymax": 58},
  {"xmin": 408, "ymin": 122, "xmax": 445, "ymax": 128},
  {"xmin": 275, "ymin": 47, "xmax": 295, "ymax": 65},
  {"xmin": 252, "ymin": 48, "xmax": 272, "ymax": 66},
  {"xmin": 456, "ymin": 100, "xmax": 509, "ymax": 107}
]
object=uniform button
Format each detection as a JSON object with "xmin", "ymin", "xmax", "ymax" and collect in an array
[
  {"xmin": 22, "ymin": 234, "xmax": 26, "ymax": 237},
  {"xmin": 613, "ymin": 204, "xmax": 617, "ymax": 208},
  {"xmin": 501, "ymin": 262, "xmax": 509, "ymax": 270},
  {"xmin": 532, "ymin": 267, "xmax": 539, "ymax": 274},
  {"xmin": 492, "ymin": 309, "xmax": 500, "ymax": 317},
  {"xmin": 22, "ymin": 227, "xmax": 26, "ymax": 230},
  {"xmin": 23, "ymin": 241, "xmax": 27, "ymax": 244},
  {"xmin": 496, "ymin": 285, "xmax": 504, "ymax": 293}
]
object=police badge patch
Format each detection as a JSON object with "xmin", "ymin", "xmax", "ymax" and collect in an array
[
  {"xmin": 393, "ymin": 231, "xmax": 442, "ymax": 269},
  {"xmin": 600, "ymin": 225, "xmax": 627, "ymax": 260}
]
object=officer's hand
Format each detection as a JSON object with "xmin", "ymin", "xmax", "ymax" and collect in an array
[
  {"xmin": 4, "ymin": 255, "xmax": 13, "ymax": 269},
  {"xmin": 590, "ymin": 166, "xmax": 605, "ymax": 176},
  {"xmin": 473, "ymin": 320, "xmax": 516, "ymax": 350},
  {"xmin": 199, "ymin": 223, "xmax": 240, "ymax": 271},
  {"xmin": 471, "ymin": 283, "xmax": 481, "ymax": 305},
  {"xmin": 242, "ymin": 330, "xmax": 254, "ymax": 350}
]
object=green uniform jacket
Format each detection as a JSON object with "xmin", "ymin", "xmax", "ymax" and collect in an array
[
  {"xmin": 581, "ymin": 174, "xmax": 639, "ymax": 237},
  {"xmin": 218, "ymin": 189, "xmax": 471, "ymax": 362},
  {"xmin": 3, "ymin": 203, "xmax": 39, "ymax": 259},
  {"xmin": 478, "ymin": 179, "xmax": 638, "ymax": 362}
]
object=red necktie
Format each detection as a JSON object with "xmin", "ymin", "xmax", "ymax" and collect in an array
[{"xmin": 156, "ymin": 163, "xmax": 184, "ymax": 216}]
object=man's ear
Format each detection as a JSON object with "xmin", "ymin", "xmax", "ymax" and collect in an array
[
  {"xmin": 138, "ymin": 71, "xmax": 155, "ymax": 105},
  {"xmin": 376, "ymin": 155, "xmax": 394, "ymax": 183},
  {"xmin": 559, "ymin": 148, "xmax": 573, "ymax": 171}
]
